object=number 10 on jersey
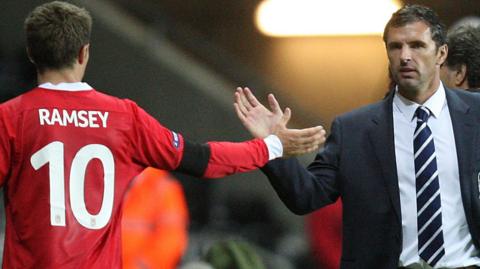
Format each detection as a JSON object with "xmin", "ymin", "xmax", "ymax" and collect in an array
[{"xmin": 31, "ymin": 141, "xmax": 115, "ymax": 229}]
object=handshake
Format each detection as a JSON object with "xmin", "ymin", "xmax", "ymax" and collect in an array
[{"xmin": 233, "ymin": 87, "xmax": 326, "ymax": 157}]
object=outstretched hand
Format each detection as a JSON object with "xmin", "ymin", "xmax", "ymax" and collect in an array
[
  {"xmin": 234, "ymin": 87, "xmax": 289, "ymax": 138},
  {"xmin": 234, "ymin": 87, "xmax": 326, "ymax": 157}
]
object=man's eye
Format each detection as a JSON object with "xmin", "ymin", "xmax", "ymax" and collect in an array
[
  {"xmin": 388, "ymin": 44, "xmax": 401, "ymax": 50},
  {"xmin": 410, "ymin": 42, "xmax": 425, "ymax": 48}
]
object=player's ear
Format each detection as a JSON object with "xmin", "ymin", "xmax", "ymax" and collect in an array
[{"xmin": 78, "ymin": 44, "xmax": 90, "ymax": 65}]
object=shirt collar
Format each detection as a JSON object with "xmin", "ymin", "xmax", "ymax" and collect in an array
[
  {"xmin": 38, "ymin": 82, "xmax": 93, "ymax": 91},
  {"xmin": 393, "ymin": 82, "xmax": 446, "ymax": 122}
]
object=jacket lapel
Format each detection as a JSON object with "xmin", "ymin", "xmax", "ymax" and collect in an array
[{"xmin": 368, "ymin": 92, "xmax": 402, "ymax": 224}]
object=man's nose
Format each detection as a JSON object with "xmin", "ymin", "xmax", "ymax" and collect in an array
[{"xmin": 400, "ymin": 47, "xmax": 412, "ymax": 65}]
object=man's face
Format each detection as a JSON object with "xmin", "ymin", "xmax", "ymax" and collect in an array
[{"xmin": 386, "ymin": 21, "xmax": 446, "ymax": 94}]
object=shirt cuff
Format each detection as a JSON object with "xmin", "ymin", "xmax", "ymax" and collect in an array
[{"xmin": 263, "ymin": 134, "xmax": 283, "ymax": 160}]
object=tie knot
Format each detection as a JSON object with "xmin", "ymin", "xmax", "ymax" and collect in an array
[{"xmin": 416, "ymin": 106, "xmax": 430, "ymax": 122}]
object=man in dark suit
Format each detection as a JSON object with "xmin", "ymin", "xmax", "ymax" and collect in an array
[{"xmin": 234, "ymin": 4, "xmax": 480, "ymax": 269}]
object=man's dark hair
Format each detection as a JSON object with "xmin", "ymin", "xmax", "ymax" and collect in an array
[
  {"xmin": 444, "ymin": 25, "xmax": 480, "ymax": 88},
  {"xmin": 24, "ymin": 1, "xmax": 92, "ymax": 73},
  {"xmin": 383, "ymin": 4, "xmax": 446, "ymax": 48}
]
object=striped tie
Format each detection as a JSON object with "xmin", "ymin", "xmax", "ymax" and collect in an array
[{"xmin": 414, "ymin": 106, "xmax": 445, "ymax": 266}]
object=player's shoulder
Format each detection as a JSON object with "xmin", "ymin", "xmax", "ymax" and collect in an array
[
  {"xmin": 93, "ymin": 90, "xmax": 152, "ymax": 118},
  {"xmin": 88, "ymin": 88, "xmax": 139, "ymax": 111},
  {"xmin": 0, "ymin": 88, "xmax": 36, "ymax": 112}
]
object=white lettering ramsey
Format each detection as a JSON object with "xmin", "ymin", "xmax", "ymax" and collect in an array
[{"xmin": 38, "ymin": 108, "xmax": 109, "ymax": 128}]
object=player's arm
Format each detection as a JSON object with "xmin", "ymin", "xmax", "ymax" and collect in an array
[
  {"xmin": 177, "ymin": 135, "xmax": 278, "ymax": 178},
  {"xmin": 178, "ymin": 129, "xmax": 323, "ymax": 178},
  {"xmin": 130, "ymin": 101, "xmax": 323, "ymax": 178}
]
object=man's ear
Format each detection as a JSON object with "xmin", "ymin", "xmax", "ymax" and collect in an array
[
  {"xmin": 78, "ymin": 44, "xmax": 90, "ymax": 65},
  {"xmin": 437, "ymin": 44, "xmax": 448, "ymax": 66},
  {"xmin": 454, "ymin": 64, "xmax": 468, "ymax": 88}
]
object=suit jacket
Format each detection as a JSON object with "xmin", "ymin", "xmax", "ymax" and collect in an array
[{"xmin": 262, "ymin": 88, "xmax": 480, "ymax": 268}]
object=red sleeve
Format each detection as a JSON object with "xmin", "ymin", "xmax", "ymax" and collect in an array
[
  {"xmin": 130, "ymin": 101, "xmax": 184, "ymax": 171},
  {"xmin": 0, "ymin": 106, "xmax": 12, "ymax": 186},
  {"xmin": 128, "ymin": 101, "xmax": 269, "ymax": 178},
  {"xmin": 202, "ymin": 138, "xmax": 269, "ymax": 178}
]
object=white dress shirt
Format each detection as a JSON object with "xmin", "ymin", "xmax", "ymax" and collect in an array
[{"xmin": 393, "ymin": 84, "xmax": 480, "ymax": 268}]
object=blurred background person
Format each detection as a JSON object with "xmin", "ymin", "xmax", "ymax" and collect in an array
[
  {"xmin": 441, "ymin": 18, "xmax": 480, "ymax": 91},
  {"xmin": 306, "ymin": 200, "xmax": 342, "ymax": 269},
  {"xmin": 122, "ymin": 168, "xmax": 189, "ymax": 269},
  {"xmin": 450, "ymin": 16, "xmax": 480, "ymax": 29}
]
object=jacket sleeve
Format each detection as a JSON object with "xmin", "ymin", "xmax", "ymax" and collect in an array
[{"xmin": 261, "ymin": 118, "xmax": 342, "ymax": 215}]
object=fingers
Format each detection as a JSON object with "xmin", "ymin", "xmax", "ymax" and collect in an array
[
  {"xmin": 283, "ymin": 126, "xmax": 324, "ymax": 140},
  {"xmin": 233, "ymin": 102, "xmax": 247, "ymax": 123},
  {"xmin": 234, "ymin": 102, "xmax": 266, "ymax": 138},
  {"xmin": 267, "ymin": 94, "xmax": 282, "ymax": 114},
  {"xmin": 235, "ymin": 90, "xmax": 249, "ymax": 116},
  {"xmin": 282, "ymin": 107, "xmax": 291, "ymax": 125},
  {"xmin": 278, "ymin": 126, "xmax": 327, "ymax": 157},
  {"xmin": 236, "ymin": 87, "xmax": 281, "ymax": 116},
  {"xmin": 287, "ymin": 144, "xmax": 321, "ymax": 156},
  {"xmin": 244, "ymin": 87, "xmax": 260, "ymax": 107},
  {"xmin": 299, "ymin": 126, "xmax": 326, "ymax": 140},
  {"xmin": 291, "ymin": 128, "xmax": 326, "ymax": 147},
  {"xmin": 236, "ymin": 87, "xmax": 253, "ymax": 111},
  {"xmin": 305, "ymin": 127, "xmax": 326, "ymax": 146}
]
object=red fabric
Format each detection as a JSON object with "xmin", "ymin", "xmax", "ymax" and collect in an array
[
  {"xmin": 0, "ymin": 87, "xmax": 269, "ymax": 269},
  {"xmin": 204, "ymin": 139, "xmax": 269, "ymax": 178},
  {"xmin": 122, "ymin": 168, "xmax": 188, "ymax": 269},
  {"xmin": 306, "ymin": 199, "xmax": 342, "ymax": 269},
  {"xmin": 0, "ymin": 87, "xmax": 186, "ymax": 269}
]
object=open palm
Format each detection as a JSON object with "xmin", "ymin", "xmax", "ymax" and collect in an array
[{"xmin": 234, "ymin": 87, "xmax": 290, "ymax": 138}]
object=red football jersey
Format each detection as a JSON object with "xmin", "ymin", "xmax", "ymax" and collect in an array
[{"xmin": 0, "ymin": 83, "xmax": 270, "ymax": 268}]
